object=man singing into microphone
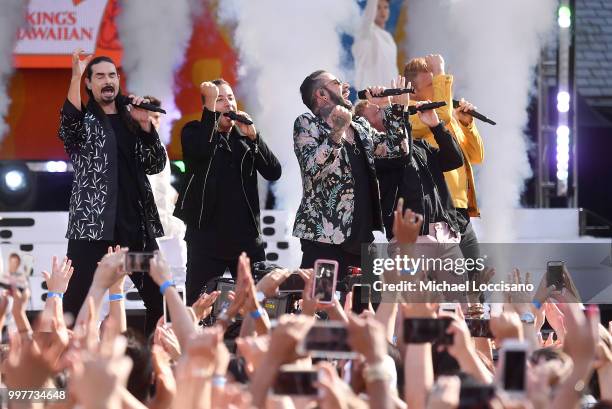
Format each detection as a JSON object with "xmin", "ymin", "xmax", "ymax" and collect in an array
[
  {"xmin": 294, "ymin": 70, "xmax": 408, "ymax": 277},
  {"xmin": 58, "ymin": 50, "xmax": 167, "ymax": 334},
  {"xmin": 174, "ymin": 79, "xmax": 281, "ymax": 305},
  {"xmin": 404, "ymin": 54, "xmax": 485, "ymax": 276}
]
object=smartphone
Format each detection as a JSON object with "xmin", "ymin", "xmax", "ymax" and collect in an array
[
  {"xmin": 439, "ymin": 303, "xmax": 458, "ymax": 315},
  {"xmin": 312, "ymin": 259, "xmax": 338, "ymax": 304},
  {"xmin": 297, "ymin": 321, "xmax": 358, "ymax": 359},
  {"xmin": 546, "ymin": 261, "xmax": 565, "ymax": 291},
  {"xmin": 403, "ymin": 318, "xmax": 453, "ymax": 345},
  {"xmin": 351, "ymin": 284, "xmax": 371, "ymax": 314},
  {"xmin": 272, "ymin": 366, "xmax": 318, "ymax": 396},
  {"xmin": 212, "ymin": 282, "xmax": 235, "ymax": 317},
  {"xmin": 125, "ymin": 252, "xmax": 154, "ymax": 273},
  {"xmin": 465, "ymin": 319, "xmax": 494, "ymax": 338},
  {"xmin": 278, "ymin": 273, "xmax": 305, "ymax": 292},
  {"xmin": 432, "ymin": 346, "xmax": 460, "ymax": 376},
  {"xmin": 460, "ymin": 381, "xmax": 496, "ymax": 408},
  {"xmin": 500, "ymin": 339, "xmax": 528, "ymax": 397},
  {"xmin": 163, "ymin": 285, "xmax": 186, "ymax": 324}
]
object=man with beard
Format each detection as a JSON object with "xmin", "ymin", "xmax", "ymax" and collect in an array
[
  {"xmin": 174, "ymin": 79, "xmax": 281, "ymax": 305},
  {"xmin": 294, "ymin": 70, "xmax": 408, "ymax": 278},
  {"xmin": 58, "ymin": 49, "xmax": 167, "ymax": 334}
]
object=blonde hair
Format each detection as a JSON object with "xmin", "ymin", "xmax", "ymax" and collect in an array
[{"xmin": 403, "ymin": 57, "xmax": 429, "ymax": 84}]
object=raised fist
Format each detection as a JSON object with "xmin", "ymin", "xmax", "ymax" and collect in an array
[{"xmin": 425, "ymin": 54, "xmax": 445, "ymax": 76}]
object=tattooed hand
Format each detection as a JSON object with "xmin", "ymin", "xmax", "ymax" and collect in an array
[{"xmin": 326, "ymin": 106, "xmax": 352, "ymax": 144}]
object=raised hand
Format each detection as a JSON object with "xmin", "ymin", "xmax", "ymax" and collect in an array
[
  {"xmin": 392, "ymin": 198, "xmax": 424, "ymax": 244},
  {"xmin": 192, "ymin": 290, "xmax": 220, "ymax": 321},
  {"xmin": 42, "ymin": 256, "xmax": 74, "ymax": 294},
  {"xmin": 416, "ymin": 100, "xmax": 441, "ymax": 128},
  {"xmin": 71, "ymin": 48, "xmax": 93, "ymax": 79},
  {"xmin": 425, "ymin": 54, "xmax": 445, "ymax": 76},
  {"xmin": 91, "ymin": 248, "xmax": 128, "ymax": 291},
  {"xmin": 148, "ymin": 251, "xmax": 172, "ymax": 287},
  {"xmin": 390, "ymin": 75, "xmax": 411, "ymax": 107},
  {"xmin": 200, "ymin": 81, "xmax": 219, "ymax": 111},
  {"xmin": 347, "ymin": 313, "xmax": 387, "ymax": 364},
  {"xmin": 256, "ymin": 267, "xmax": 291, "ymax": 298}
]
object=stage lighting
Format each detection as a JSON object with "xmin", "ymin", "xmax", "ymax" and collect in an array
[
  {"xmin": 558, "ymin": 5, "xmax": 571, "ymax": 28},
  {"xmin": 557, "ymin": 91, "xmax": 570, "ymax": 113},
  {"xmin": 4, "ymin": 170, "xmax": 26, "ymax": 192},
  {"xmin": 44, "ymin": 161, "xmax": 68, "ymax": 173},
  {"xmin": 556, "ymin": 125, "xmax": 570, "ymax": 182}
]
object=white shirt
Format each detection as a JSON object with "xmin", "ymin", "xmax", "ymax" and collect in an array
[{"xmin": 352, "ymin": 0, "xmax": 399, "ymax": 90}]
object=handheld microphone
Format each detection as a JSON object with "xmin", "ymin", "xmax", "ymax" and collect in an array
[
  {"xmin": 224, "ymin": 111, "xmax": 253, "ymax": 125},
  {"xmin": 452, "ymin": 99, "xmax": 496, "ymax": 125},
  {"xmin": 407, "ymin": 101, "xmax": 447, "ymax": 115},
  {"xmin": 357, "ymin": 87, "xmax": 415, "ymax": 100},
  {"xmin": 116, "ymin": 95, "xmax": 166, "ymax": 114}
]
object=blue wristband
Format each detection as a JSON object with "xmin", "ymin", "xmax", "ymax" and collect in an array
[
  {"xmin": 212, "ymin": 375, "xmax": 227, "ymax": 387},
  {"xmin": 159, "ymin": 280, "xmax": 175, "ymax": 295},
  {"xmin": 533, "ymin": 300, "xmax": 542, "ymax": 310},
  {"xmin": 47, "ymin": 291, "xmax": 64, "ymax": 299},
  {"xmin": 109, "ymin": 293, "xmax": 124, "ymax": 302},
  {"xmin": 250, "ymin": 308, "xmax": 264, "ymax": 319}
]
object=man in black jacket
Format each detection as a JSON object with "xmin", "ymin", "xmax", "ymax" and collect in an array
[
  {"xmin": 58, "ymin": 50, "xmax": 167, "ymax": 334},
  {"xmin": 174, "ymin": 79, "xmax": 281, "ymax": 305}
]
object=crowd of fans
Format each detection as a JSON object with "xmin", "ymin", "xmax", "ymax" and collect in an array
[{"xmin": 0, "ymin": 209, "xmax": 611, "ymax": 409}]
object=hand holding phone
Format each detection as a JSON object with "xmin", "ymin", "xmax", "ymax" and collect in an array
[
  {"xmin": 125, "ymin": 252, "xmax": 154, "ymax": 273},
  {"xmin": 404, "ymin": 318, "xmax": 453, "ymax": 345},
  {"xmin": 500, "ymin": 339, "xmax": 528, "ymax": 397},
  {"xmin": 272, "ymin": 366, "xmax": 318, "ymax": 396},
  {"xmin": 546, "ymin": 261, "xmax": 564, "ymax": 291},
  {"xmin": 351, "ymin": 284, "xmax": 371, "ymax": 314},
  {"xmin": 312, "ymin": 259, "xmax": 338, "ymax": 304}
]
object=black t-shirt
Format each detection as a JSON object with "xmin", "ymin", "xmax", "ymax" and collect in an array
[
  {"xmin": 187, "ymin": 134, "xmax": 261, "ymax": 259},
  {"xmin": 108, "ymin": 114, "xmax": 145, "ymax": 248},
  {"xmin": 341, "ymin": 136, "xmax": 374, "ymax": 255}
]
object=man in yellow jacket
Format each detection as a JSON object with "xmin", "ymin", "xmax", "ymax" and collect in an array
[{"xmin": 404, "ymin": 54, "xmax": 484, "ymax": 276}]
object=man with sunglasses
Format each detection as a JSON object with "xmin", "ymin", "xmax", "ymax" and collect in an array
[{"xmin": 294, "ymin": 70, "xmax": 409, "ymax": 278}]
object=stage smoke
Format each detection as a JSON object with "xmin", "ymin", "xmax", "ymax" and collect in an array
[
  {"xmin": 218, "ymin": 0, "xmax": 358, "ymax": 214},
  {"xmin": 406, "ymin": 0, "xmax": 556, "ymax": 241},
  {"xmin": 0, "ymin": 0, "xmax": 27, "ymax": 143},
  {"xmin": 117, "ymin": 0, "xmax": 201, "ymax": 144}
]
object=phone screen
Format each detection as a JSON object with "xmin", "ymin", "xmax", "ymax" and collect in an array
[
  {"xmin": 273, "ymin": 369, "xmax": 318, "ymax": 396},
  {"xmin": 404, "ymin": 318, "xmax": 453, "ymax": 345},
  {"xmin": 279, "ymin": 273, "xmax": 305, "ymax": 291},
  {"xmin": 352, "ymin": 284, "xmax": 371, "ymax": 314},
  {"xmin": 546, "ymin": 261, "xmax": 564, "ymax": 290},
  {"xmin": 465, "ymin": 319, "xmax": 493, "ymax": 338},
  {"xmin": 313, "ymin": 261, "xmax": 337, "ymax": 303},
  {"xmin": 213, "ymin": 283, "xmax": 235, "ymax": 317},
  {"xmin": 125, "ymin": 252, "xmax": 154, "ymax": 273},
  {"xmin": 303, "ymin": 323, "xmax": 356, "ymax": 358},
  {"xmin": 503, "ymin": 349, "xmax": 527, "ymax": 391}
]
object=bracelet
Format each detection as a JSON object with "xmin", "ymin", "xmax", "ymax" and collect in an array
[
  {"xmin": 47, "ymin": 291, "xmax": 64, "ymax": 299},
  {"xmin": 159, "ymin": 280, "xmax": 175, "ymax": 295},
  {"xmin": 109, "ymin": 293, "xmax": 124, "ymax": 302},
  {"xmin": 250, "ymin": 308, "xmax": 266, "ymax": 319},
  {"xmin": 212, "ymin": 375, "xmax": 227, "ymax": 387},
  {"xmin": 362, "ymin": 360, "xmax": 392, "ymax": 384},
  {"xmin": 533, "ymin": 300, "xmax": 542, "ymax": 310}
]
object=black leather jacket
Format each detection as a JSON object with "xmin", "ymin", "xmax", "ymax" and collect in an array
[{"xmin": 174, "ymin": 109, "xmax": 281, "ymax": 232}]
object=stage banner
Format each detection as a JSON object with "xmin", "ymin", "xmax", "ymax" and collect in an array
[{"xmin": 14, "ymin": 0, "xmax": 122, "ymax": 68}]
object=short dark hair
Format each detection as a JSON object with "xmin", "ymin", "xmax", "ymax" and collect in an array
[
  {"xmin": 85, "ymin": 56, "xmax": 116, "ymax": 80},
  {"xmin": 201, "ymin": 78, "xmax": 230, "ymax": 105},
  {"xmin": 143, "ymin": 95, "xmax": 161, "ymax": 108},
  {"xmin": 300, "ymin": 70, "xmax": 326, "ymax": 112}
]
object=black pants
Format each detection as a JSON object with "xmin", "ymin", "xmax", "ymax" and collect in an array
[
  {"xmin": 64, "ymin": 239, "xmax": 162, "ymax": 336},
  {"xmin": 185, "ymin": 242, "xmax": 265, "ymax": 306},
  {"xmin": 299, "ymin": 239, "xmax": 362, "ymax": 282},
  {"xmin": 459, "ymin": 221, "xmax": 481, "ymax": 280}
]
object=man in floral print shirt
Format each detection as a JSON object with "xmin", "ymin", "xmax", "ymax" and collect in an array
[{"xmin": 293, "ymin": 70, "xmax": 409, "ymax": 278}]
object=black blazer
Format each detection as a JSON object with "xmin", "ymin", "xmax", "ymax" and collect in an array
[{"xmin": 174, "ymin": 108, "xmax": 281, "ymax": 232}]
